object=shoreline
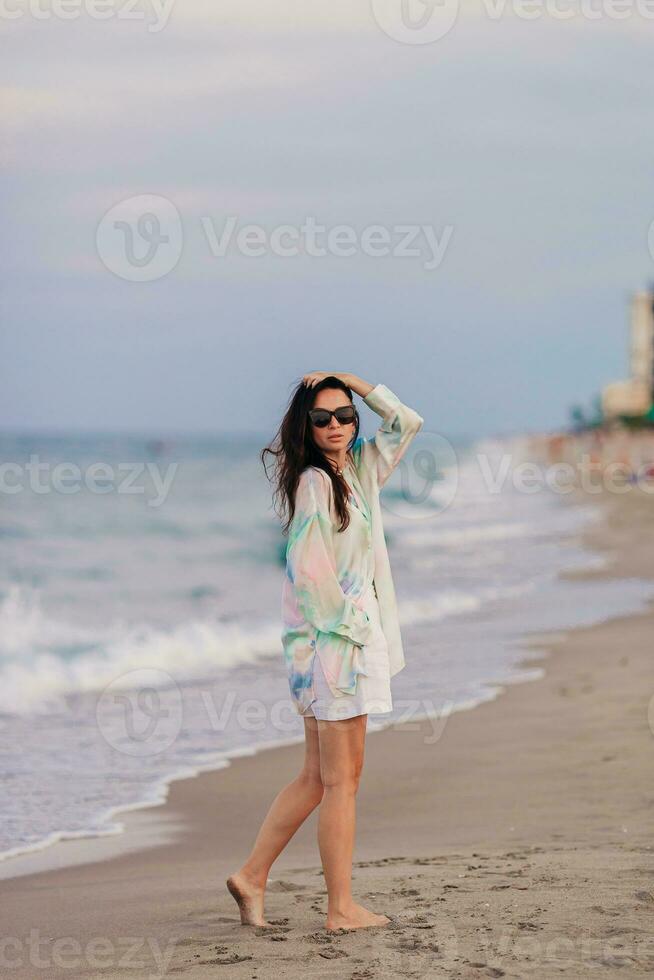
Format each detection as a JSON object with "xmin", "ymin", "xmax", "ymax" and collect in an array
[
  {"xmin": 1, "ymin": 688, "xmax": 519, "ymax": 882},
  {"xmin": 0, "ymin": 487, "xmax": 623, "ymax": 880},
  {"xmin": 0, "ymin": 657, "xmax": 542, "ymax": 880},
  {"xmin": 3, "ymin": 484, "xmax": 654, "ymax": 977}
]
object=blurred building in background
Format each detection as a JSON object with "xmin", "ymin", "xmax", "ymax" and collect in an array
[{"xmin": 602, "ymin": 290, "xmax": 654, "ymax": 420}]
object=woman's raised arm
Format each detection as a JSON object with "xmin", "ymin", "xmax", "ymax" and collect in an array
[
  {"xmin": 353, "ymin": 380, "xmax": 424, "ymax": 488},
  {"xmin": 301, "ymin": 371, "xmax": 424, "ymax": 489}
]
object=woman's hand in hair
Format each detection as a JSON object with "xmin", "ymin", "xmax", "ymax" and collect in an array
[
  {"xmin": 302, "ymin": 371, "xmax": 332, "ymax": 388},
  {"xmin": 302, "ymin": 372, "xmax": 374, "ymax": 399}
]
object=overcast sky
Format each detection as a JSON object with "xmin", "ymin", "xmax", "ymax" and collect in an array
[{"xmin": 2, "ymin": 2, "xmax": 654, "ymax": 439}]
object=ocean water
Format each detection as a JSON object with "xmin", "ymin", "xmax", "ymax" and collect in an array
[{"xmin": 1, "ymin": 430, "xmax": 653, "ymax": 868}]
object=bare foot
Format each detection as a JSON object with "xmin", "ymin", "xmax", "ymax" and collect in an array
[
  {"xmin": 226, "ymin": 872, "xmax": 271, "ymax": 927},
  {"xmin": 326, "ymin": 902, "xmax": 391, "ymax": 931}
]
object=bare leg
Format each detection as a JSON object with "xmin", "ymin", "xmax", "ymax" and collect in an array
[
  {"xmin": 317, "ymin": 714, "xmax": 390, "ymax": 931},
  {"xmin": 227, "ymin": 717, "xmax": 324, "ymax": 926}
]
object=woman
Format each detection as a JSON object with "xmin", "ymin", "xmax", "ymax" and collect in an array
[{"xmin": 227, "ymin": 371, "xmax": 424, "ymax": 932}]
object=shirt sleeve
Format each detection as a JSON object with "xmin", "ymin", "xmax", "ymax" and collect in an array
[
  {"xmin": 356, "ymin": 383, "xmax": 424, "ymax": 488},
  {"xmin": 286, "ymin": 468, "xmax": 374, "ymax": 647}
]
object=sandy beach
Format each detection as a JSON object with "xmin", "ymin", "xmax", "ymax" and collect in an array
[{"xmin": 2, "ymin": 484, "xmax": 654, "ymax": 979}]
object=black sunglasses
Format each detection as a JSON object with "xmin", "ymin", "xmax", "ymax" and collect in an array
[{"xmin": 308, "ymin": 406, "xmax": 357, "ymax": 428}]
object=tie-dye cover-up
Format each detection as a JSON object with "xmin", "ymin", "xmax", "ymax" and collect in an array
[{"xmin": 281, "ymin": 383, "xmax": 424, "ymax": 715}]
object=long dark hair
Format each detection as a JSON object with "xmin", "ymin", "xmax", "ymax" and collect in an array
[{"xmin": 261, "ymin": 375, "xmax": 360, "ymax": 535}]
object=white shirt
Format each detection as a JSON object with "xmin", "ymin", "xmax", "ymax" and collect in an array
[{"xmin": 281, "ymin": 383, "xmax": 424, "ymax": 714}]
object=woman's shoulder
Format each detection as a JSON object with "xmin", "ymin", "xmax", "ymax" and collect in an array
[
  {"xmin": 345, "ymin": 440, "xmax": 376, "ymax": 490},
  {"xmin": 298, "ymin": 466, "xmax": 332, "ymax": 490},
  {"xmin": 296, "ymin": 466, "xmax": 333, "ymax": 510},
  {"xmin": 299, "ymin": 464, "xmax": 331, "ymax": 486}
]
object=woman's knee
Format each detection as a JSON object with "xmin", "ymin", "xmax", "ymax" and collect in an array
[
  {"xmin": 320, "ymin": 759, "xmax": 363, "ymax": 794},
  {"xmin": 298, "ymin": 767, "xmax": 324, "ymax": 802},
  {"xmin": 316, "ymin": 715, "xmax": 366, "ymax": 794}
]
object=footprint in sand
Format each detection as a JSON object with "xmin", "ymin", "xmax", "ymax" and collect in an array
[
  {"xmin": 318, "ymin": 947, "xmax": 349, "ymax": 959},
  {"xmin": 267, "ymin": 880, "xmax": 307, "ymax": 892},
  {"xmin": 305, "ymin": 932, "xmax": 335, "ymax": 945},
  {"xmin": 198, "ymin": 953, "xmax": 253, "ymax": 965},
  {"xmin": 389, "ymin": 937, "xmax": 424, "ymax": 952},
  {"xmin": 253, "ymin": 926, "xmax": 291, "ymax": 938}
]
